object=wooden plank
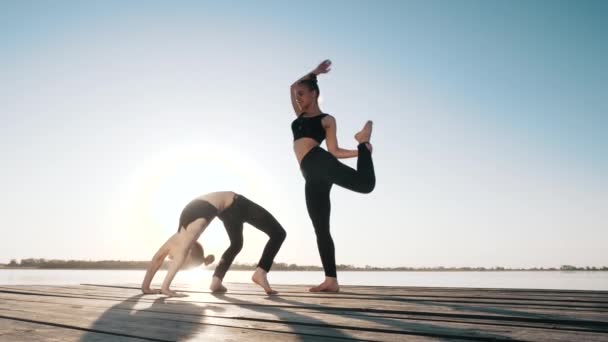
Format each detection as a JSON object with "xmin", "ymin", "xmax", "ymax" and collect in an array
[
  {"xmin": 0, "ymin": 296, "xmax": 601, "ymax": 342},
  {"xmin": 111, "ymin": 284, "xmax": 608, "ymax": 310},
  {"xmin": 2, "ymin": 285, "xmax": 608, "ymax": 341},
  {"xmin": 3, "ymin": 284, "xmax": 607, "ymax": 337},
  {"xmin": 0, "ymin": 292, "xmax": 470, "ymax": 341},
  {"xmin": 75, "ymin": 283, "xmax": 608, "ymax": 308},
  {"xmin": 4, "ymin": 290, "xmax": 603, "ymax": 337},
  {"xmin": 0, "ymin": 296, "xmax": 430, "ymax": 341},
  {"xmin": 5, "ymin": 284, "xmax": 607, "ymax": 324},
  {"xmin": 95, "ymin": 282, "xmax": 608, "ymax": 299},
  {"xmin": 0, "ymin": 317, "xmax": 142, "ymax": 342},
  {"xmin": 12, "ymin": 283, "xmax": 608, "ymax": 312}
]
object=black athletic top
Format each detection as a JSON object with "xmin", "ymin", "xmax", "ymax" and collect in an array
[
  {"xmin": 178, "ymin": 199, "xmax": 218, "ymax": 231},
  {"xmin": 291, "ymin": 113, "xmax": 329, "ymax": 144}
]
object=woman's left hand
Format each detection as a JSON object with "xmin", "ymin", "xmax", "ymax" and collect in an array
[{"xmin": 314, "ymin": 59, "xmax": 332, "ymax": 75}]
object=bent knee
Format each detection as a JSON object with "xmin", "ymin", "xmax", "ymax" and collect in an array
[
  {"xmin": 229, "ymin": 241, "xmax": 244, "ymax": 253},
  {"xmin": 359, "ymin": 181, "xmax": 375, "ymax": 194},
  {"xmin": 277, "ymin": 228, "xmax": 287, "ymax": 242}
]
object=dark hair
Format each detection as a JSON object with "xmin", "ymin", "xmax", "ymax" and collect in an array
[{"xmin": 297, "ymin": 74, "xmax": 320, "ymax": 98}]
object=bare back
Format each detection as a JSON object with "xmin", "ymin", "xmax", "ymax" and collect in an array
[
  {"xmin": 195, "ymin": 191, "xmax": 237, "ymax": 212},
  {"xmin": 165, "ymin": 191, "xmax": 236, "ymax": 259}
]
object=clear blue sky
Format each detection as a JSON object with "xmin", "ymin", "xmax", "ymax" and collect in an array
[{"xmin": 1, "ymin": 0, "xmax": 606, "ymax": 268}]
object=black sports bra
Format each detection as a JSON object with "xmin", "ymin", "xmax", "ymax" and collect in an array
[
  {"xmin": 291, "ymin": 113, "xmax": 328, "ymax": 144},
  {"xmin": 178, "ymin": 199, "xmax": 218, "ymax": 231}
]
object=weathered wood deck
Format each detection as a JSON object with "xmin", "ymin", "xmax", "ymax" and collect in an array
[{"xmin": 0, "ymin": 283, "xmax": 607, "ymax": 341}]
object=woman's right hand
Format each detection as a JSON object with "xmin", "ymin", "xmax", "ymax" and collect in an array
[{"xmin": 314, "ymin": 59, "xmax": 332, "ymax": 75}]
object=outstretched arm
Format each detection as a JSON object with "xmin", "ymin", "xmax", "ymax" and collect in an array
[
  {"xmin": 324, "ymin": 115, "xmax": 358, "ymax": 159},
  {"xmin": 160, "ymin": 247, "xmax": 188, "ymax": 297},
  {"xmin": 290, "ymin": 60, "xmax": 332, "ymax": 116},
  {"xmin": 141, "ymin": 238, "xmax": 172, "ymax": 294}
]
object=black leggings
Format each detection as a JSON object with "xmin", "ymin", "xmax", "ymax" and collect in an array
[
  {"xmin": 213, "ymin": 194, "xmax": 286, "ymax": 280},
  {"xmin": 300, "ymin": 143, "xmax": 375, "ymax": 277}
]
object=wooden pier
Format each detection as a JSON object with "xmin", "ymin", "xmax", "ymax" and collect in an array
[{"xmin": 1, "ymin": 283, "xmax": 607, "ymax": 341}]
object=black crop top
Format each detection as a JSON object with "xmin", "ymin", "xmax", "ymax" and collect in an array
[{"xmin": 291, "ymin": 113, "xmax": 329, "ymax": 143}]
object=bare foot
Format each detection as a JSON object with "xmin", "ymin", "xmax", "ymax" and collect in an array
[
  {"xmin": 252, "ymin": 267, "xmax": 278, "ymax": 295},
  {"xmin": 161, "ymin": 288, "xmax": 188, "ymax": 297},
  {"xmin": 141, "ymin": 287, "xmax": 162, "ymax": 295},
  {"xmin": 209, "ymin": 276, "xmax": 227, "ymax": 293},
  {"xmin": 309, "ymin": 277, "xmax": 340, "ymax": 293},
  {"xmin": 354, "ymin": 120, "xmax": 373, "ymax": 143}
]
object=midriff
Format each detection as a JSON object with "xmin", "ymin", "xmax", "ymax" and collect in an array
[{"xmin": 293, "ymin": 137, "xmax": 320, "ymax": 164}]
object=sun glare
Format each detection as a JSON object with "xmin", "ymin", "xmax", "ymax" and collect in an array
[{"xmin": 116, "ymin": 143, "xmax": 275, "ymax": 249}]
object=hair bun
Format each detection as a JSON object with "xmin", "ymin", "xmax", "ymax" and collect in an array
[{"xmin": 204, "ymin": 254, "xmax": 215, "ymax": 265}]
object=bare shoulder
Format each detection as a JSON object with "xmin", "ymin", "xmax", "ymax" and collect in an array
[{"xmin": 322, "ymin": 114, "xmax": 336, "ymax": 128}]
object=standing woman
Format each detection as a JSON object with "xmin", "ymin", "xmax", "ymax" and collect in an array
[{"xmin": 290, "ymin": 59, "xmax": 376, "ymax": 292}]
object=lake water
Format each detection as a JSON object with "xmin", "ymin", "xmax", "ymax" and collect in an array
[{"xmin": 1, "ymin": 269, "xmax": 607, "ymax": 291}]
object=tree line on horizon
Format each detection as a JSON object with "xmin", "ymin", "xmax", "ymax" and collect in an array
[{"xmin": 2, "ymin": 259, "xmax": 607, "ymax": 271}]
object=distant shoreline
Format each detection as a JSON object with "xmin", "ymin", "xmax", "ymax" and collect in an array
[
  {"xmin": 1, "ymin": 260, "xmax": 607, "ymax": 272},
  {"xmin": 1, "ymin": 267, "xmax": 607, "ymax": 272},
  {"xmin": 1, "ymin": 268, "xmax": 607, "ymax": 272}
]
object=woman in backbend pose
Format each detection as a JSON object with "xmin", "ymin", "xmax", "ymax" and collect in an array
[
  {"xmin": 290, "ymin": 59, "xmax": 375, "ymax": 292},
  {"xmin": 141, "ymin": 191, "xmax": 286, "ymax": 296}
]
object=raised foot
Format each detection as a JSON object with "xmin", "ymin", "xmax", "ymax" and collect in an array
[{"xmin": 354, "ymin": 120, "xmax": 373, "ymax": 143}]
